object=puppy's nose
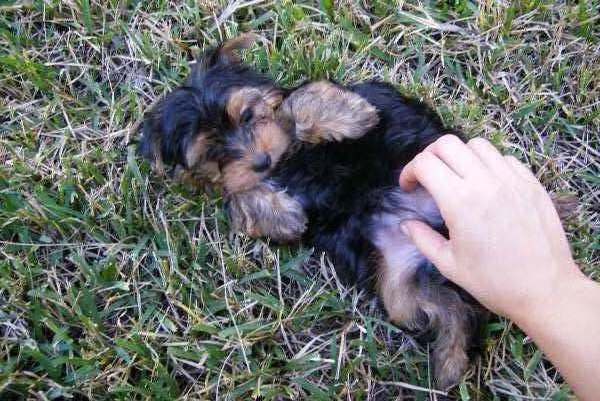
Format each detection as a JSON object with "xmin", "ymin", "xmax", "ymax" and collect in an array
[{"xmin": 252, "ymin": 153, "xmax": 272, "ymax": 172}]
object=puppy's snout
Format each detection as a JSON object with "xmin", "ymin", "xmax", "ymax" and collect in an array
[{"xmin": 252, "ymin": 153, "xmax": 272, "ymax": 172}]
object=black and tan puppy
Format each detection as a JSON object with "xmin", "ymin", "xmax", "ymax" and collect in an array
[
  {"xmin": 225, "ymin": 80, "xmax": 484, "ymax": 389},
  {"xmin": 140, "ymin": 36, "xmax": 485, "ymax": 390}
]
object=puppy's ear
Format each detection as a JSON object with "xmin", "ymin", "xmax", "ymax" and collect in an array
[
  {"xmin": 139, "ymin": 87, "xmax": 203, "ymax": 172},
  {"xmin": 196, "ymin": 33, "xmax": 260, "ymax": 71}
]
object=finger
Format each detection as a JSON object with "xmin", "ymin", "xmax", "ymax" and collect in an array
[
  {"xmin": 401, "ymin": 220, "xmax": 457, "ymax": 280},
  {"xmin": 467, "ymin": 138, "xmax": 512, "ymax": 179},
  {"xmin": 504, "ymin": 156, "xmax": 571, "ymax": 254},
  {"xmin": 504, "ymin": 155, "xmax": 538, "ymax": 184},
  {"xmin": 423, "ymin": 134, "xmax": 488, "ymax": 178},
  {"xmin": 399, "ymin": 152, "xmax": 462, "ymax": 209}
]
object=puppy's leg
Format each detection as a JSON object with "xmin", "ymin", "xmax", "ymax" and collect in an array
[
  {"xmin": 422, "ymin": 284, "xmax": 477, "ymax": 390},
  {"xmin": 371, "ymin": 188, "xmax": 479, "ymax": 389},
  {"xmin": 225, "ymin": 182, "xmax": 308, "ymax": 243},
  {"xmin": 278, "ymin": 81, "xmax": 380, "ymax": 144},
  {"xmin": 374, "ymin": 224, "xmax": 475, "ymax": 389}
]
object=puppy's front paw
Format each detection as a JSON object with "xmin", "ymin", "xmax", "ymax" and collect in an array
[
  {"xmin": 226, "ymin": 184, "xmax": 307, "ymax": 242},
  {"xmin": 279, "ymin": 81, "xmax": 379, "ymax": 144},
  {"xmin": 261, "ymin": 194, "xmax": 308, "ymax": 242}
]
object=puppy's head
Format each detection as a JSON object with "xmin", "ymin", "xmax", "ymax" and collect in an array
[
  {"xmin": 139, "ymin": 34, "xmax": 286, "ymax": 189},
  {"xmin": 220, "ymin": 91, "xmax": 292, "ymax": 194}
]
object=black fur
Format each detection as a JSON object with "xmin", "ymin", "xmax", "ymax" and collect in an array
[
  {"xmin": 261, "ymin": 81, "xmax": 485, "ymax": 389},
  {"xmin": 268, "ymin": 81, "xmax": 447, "ymax": 284}
]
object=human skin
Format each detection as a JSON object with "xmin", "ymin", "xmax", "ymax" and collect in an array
[{"xmin": 398, "ymin": 134, "xmax": 600, "ymax": 401}]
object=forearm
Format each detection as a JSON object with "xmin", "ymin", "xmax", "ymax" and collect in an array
[{"xmin": 514, "ymin": 273, "xmax": 600, "ymax": 401}]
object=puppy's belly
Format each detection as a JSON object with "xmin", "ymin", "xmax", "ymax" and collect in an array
[
  {"xmin": 373, "ymin": 221, "xmax": 425, "ymax": 281},
  {"xmin": 370, "ymin": 186, "xmax": 443, "ymax": 269},
  {"xmin": 369, "ymin": 187, "xmax": 445, "ymax": 323}
]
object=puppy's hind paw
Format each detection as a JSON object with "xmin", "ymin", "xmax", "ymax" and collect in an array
[{"xmin": 433, "ymin": 346, "xmax": 468, "ymax": 391}]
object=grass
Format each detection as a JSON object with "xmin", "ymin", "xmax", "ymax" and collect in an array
[{"xmin": 0, "ymin": 0, "xmax": 598, "ymax": 400}]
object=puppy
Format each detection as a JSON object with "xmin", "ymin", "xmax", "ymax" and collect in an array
[
  {"xmin": 226, "ymin": 80, "xmax": 484, "ymax": 389},
  {"xmin": 140, "ymin": 36, "xmax": 485, "ymax": 390}
]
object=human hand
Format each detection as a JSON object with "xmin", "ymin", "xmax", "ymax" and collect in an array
[{"xmin": 399, "ymin": 135, "xmax": 582, "ymax": 322}]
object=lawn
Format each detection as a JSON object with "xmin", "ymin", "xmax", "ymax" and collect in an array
[{"xmin": 0, "ymin": 1, "xmax": 598, "ymax": 400}]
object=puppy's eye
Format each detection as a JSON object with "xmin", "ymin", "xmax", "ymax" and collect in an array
[{"xmin": 240, "ymin": 109, "xmax": 253, "ymax": 124}]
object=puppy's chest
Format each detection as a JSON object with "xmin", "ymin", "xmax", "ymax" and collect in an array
[{"xmin": 268, "ymin": 141, "xmax": 393, "ymax": 213}]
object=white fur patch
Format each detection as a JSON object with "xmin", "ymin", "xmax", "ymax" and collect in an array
[
  {"xmin": 371, "ymin": 187, "xmax": 441, "ymax": 277},
  {"xmin": 373, "ymin": 222, "xmax": 424, "ymax": 279}
]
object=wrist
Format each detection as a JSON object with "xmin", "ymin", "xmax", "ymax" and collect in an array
[{"xmin": 512, "ymin": 265, "xmax": 587, "ymax": 331}]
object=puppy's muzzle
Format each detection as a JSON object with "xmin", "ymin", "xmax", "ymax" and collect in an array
[{"xmin": 252, "ymin": 153, "xmax": 272, "ymax": 172}]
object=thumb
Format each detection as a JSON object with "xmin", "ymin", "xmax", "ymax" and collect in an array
[{"xmin": 402, "ymin": 220, "xmax": 456, "ymax": 280}]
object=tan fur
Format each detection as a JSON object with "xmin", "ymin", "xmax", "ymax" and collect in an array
[
  {"xmin": 196, "ymin": 33, "xmax": 260, "ymax": 70},
  {"xmin": 254, "ymin": 120, "xmax": 291, "ymax": 163},
  {"xmin": 219, "ymin": 33, "xmax": 260, "ymax": 63},
  {"xmin": 374, "ymin": 222, "xmax": 424, "ymax": 329},
  {"xmin": 227, "ymin": 86, "xmax": 283, "ymax": 125},
  {"xmin": 376, "ymin": 247, "xmax": 471, "ymax": 389},
  {"xmin": 372, "ymin": 199, "xmax": 473, "ymax": 390},
  {"xmin": 227, "ymin": 87, "xmax": 261, "ymax": 123},
  {"xmin": 262, "ymin": 87, "xmax": 284, "ymax": 110},
  {"xmin": 278, "ymin": 81, "xmax": 380, "ymax": 143},
  {"xmin": 227, "ymin": 182, "xmax": 308, "ymax": 242},
  {"xmin": 185, "ymin": 133, "xmax": 210, "ymax": 168},
  {"xmin": 431, "ymin": 316, "xmax": 470, "ymax": 390},
  {"xmin": 222, "ymin": 158, "xmax": 262, "ymax": 194},
  {"xmin": 151, "ymin": 141, "xmax": 166, "ymax": 175},
  {"xmin": 172, "ymin": 164, "xmax": 220, "ymax": 192},
  {"xmin": 190, "ymin": 161, "xmax": 221, "ymax": 185},
  {"xmin": 222, "ymin": 120, "xmax": 291, "ymax": 194},
  {"xmin": 179, "ymin": 132, "xmax": 223, "ymax": 186}
]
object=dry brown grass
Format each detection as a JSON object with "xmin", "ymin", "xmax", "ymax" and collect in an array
[{"xmin": 1, "ymin": 1, "xmax": 598, "ymax": 400}]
